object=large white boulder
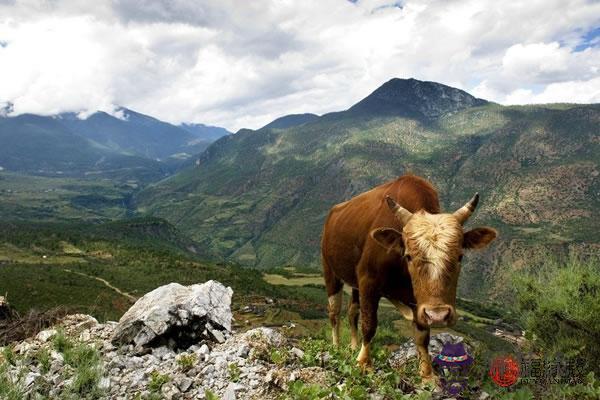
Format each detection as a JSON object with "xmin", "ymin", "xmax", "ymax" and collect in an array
[{"xmin": 112, "ymin": 280, "xmax": 233, "ymax": 349}]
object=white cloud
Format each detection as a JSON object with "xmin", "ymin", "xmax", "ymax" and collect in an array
[
  {"xmin": 0, "ymin": 0, "xmax": 599, "ymax": 131},
  {"xmin": 505, "ymin": 77, "xmax": 600, "ymax": 104}
]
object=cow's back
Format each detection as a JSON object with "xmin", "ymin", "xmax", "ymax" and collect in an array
[{"xmin": 321, "ymin": 175, "xmax": 440, "ymax": 287}]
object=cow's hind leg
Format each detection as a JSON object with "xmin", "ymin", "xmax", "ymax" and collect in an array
[
  {"xmin": 323, "ymin": 259, "xmax": 343, "ymax": 346},
  {"xmin": 348, "ymin": 288, "xmax": 360, "ymax": 351},
  {"xmin": 357, "ymin": 277, "xmax": 380, "ymax": 370}
]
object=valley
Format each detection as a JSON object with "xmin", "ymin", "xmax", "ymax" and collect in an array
[
  {"xmin": 1, "ymin": 79, "xmax": 598, "ymax": 395},
  {"xmin": 2, "ymin": 78, "xmax": 598, "ymax": 306}
]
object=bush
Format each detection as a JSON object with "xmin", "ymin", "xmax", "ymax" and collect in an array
[
  {"xmin": 148, "ymin": 370, "xmax": 170, "ymax": 393},
  {"xmin": 176, "ymin": 353, "xmax": 197, "ymax": 372},
  {"xmin": 513, "ymin": 254, "xmax": 600, "ymax": 375}
]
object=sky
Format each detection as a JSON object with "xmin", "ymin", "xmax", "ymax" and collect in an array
[{"xmin": 0, "ymin": 0, "xmax": 599, "ymax": 131}]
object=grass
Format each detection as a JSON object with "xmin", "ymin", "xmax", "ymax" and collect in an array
[
  {"xmin": 0, "ymin": 361, "xmax": 25, "ymax": 400},
  {"xmin": 0, "ymin": 329, "xmax": 106, "ymax": 399},
  {"xmin": 263, "ymin": 273, "xmax": 324, "ymax": 287},
  {"xmin": 0, "ymin": 171, "xmax": 133, "ymax": 222}
]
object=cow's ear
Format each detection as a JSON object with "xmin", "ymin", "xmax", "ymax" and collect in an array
[
  {"xmin": 463, "ymin": 227, "xmax": 497, "ymax": 249},
  {"xmin": 370, "ymin": 228, "xmax": 404, "ymax": 252}
]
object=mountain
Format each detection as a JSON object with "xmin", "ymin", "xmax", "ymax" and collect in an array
[
  {"xmin": 347, "ymin": 78, "xmax": 489, "ymax": 118},
  {"xmin": 261, "ymin": 113, "xmax": 319, "ymax": 130},
  {"xmin": 179, "ymin": 123, "xmax": 232, "ymax": 156},
  {"xmin": 0, "ymin": 108, "xmax": 230, "ymax": 181},
  {"xmin": 135, "ymin": 78, "xmax": 600, "ymax": 301},
  {"xmin": 179, "ymin": 123, "xmax": 232, "ymax": 142},
  {"xmin": 58, "ymin": 108, "xmax": 197, "ymax": 160},
  {"xmin": 0, "ymin": 113, "xmax": 167, "ymax": 182}
]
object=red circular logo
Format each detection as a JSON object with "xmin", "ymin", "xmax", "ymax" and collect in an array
[{"xmin": 489, "ymin": 355, "xmax": 520, "ymax": 387}]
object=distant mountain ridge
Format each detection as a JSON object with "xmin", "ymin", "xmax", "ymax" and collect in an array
[
  {"xmin": 0, "ymin": 107, "xmax": 230, "ymax": 181},
  {"xmin": 179, "ymin": 123, "xmax": 232, "ymax": 142}
]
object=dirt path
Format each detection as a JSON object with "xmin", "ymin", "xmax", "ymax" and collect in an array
[{"xmin": 63, "ymin": 269, "xmax": 137, "ymax": 302}]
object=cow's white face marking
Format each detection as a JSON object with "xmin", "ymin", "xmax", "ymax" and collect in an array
[{"xmin": 403, "ymin": 212, "xmax": 462, "ymax": 283}]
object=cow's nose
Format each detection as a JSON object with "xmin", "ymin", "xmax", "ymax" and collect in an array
[{"xmin": 424, "ymin": 306, "xmax": 452, "ymax": 325}]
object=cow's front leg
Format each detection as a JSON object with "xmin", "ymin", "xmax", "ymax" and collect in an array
[
  {"xmin": 357, "ymin": 280, "xmax": 380, "ymax": 371},
  {"xmin": 348, "ymin": 288, "xmax": 360, "ymax": 351},
  {"xmin": 413, "ymin": 321, "xmax": 436, "ymax": 382}
]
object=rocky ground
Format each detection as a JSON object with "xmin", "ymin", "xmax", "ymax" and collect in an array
[
  {"xmin": 0, "ymin": 281, "xmax": 491, "ymax": 399},
  {"xmin": 2, "ymin": 314, "xmax": 330, "ymax": 399}
]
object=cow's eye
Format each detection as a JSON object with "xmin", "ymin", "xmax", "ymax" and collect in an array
[
  {"xmin": 405, "ymin": 254, "xmax": 412, "ymax": 262},
  {"xmin": 458, "ymin": 255, "xmax": 464, "ymax": 262}
]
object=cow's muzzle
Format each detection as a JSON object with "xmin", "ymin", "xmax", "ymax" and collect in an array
[{"xmin": 420, "ymin": 305, "xmax": 455, "ymax": 327}]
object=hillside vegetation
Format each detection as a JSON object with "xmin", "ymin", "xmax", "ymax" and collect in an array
[{"xmin": 136, "ymin": 78, "xmax": 600, "ymax": 301}]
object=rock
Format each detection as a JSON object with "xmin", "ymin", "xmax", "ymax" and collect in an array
[
  {"xmin": 208, "ymin": 327, "xmax": 226, "ymax": 344},
  {"xmin": 99, "ymin": 376, "xmax": 111, "ymax": 390},
  {"xmin": 61, "ymin": 314, "xmax": 98, "ymax": 332},
  {"xmin": 153, "ymin": 346, "xmax": 174, "ymax": 360},
  {"xmin": 236, "ymin": 344, "xmax": 250, "ymax": 358},
  {"xmin": 478, "ymin": 391, "xmax": 491, "ymax": 400},
  {"xmin": 112, "ymin": 280, "xmax": 233, "ymax": 349},
  {"xmin": 242, "ymin": 327, "xmax": 286, "ymax": 347},
  {"xmin": 223, "ymin": 382, "xmax": 244, "ymax": 400},
  {"xmin": 198, "ymin": 344, "xmax": 210, "ymax": 356},
  {"xmin": 36, "ymin": 329, "xmax": 57, "ymax": 343},
  {"xmin": 79, "ymin": 329, "xmax": 91, "ymax": 342},
  {"xmin": 388, "ymin": 333, "xmax": 471, "ymax": 370},
  {"xmin": 289, "ymin": 347, "xmax": 304, "ymax": 359},
  {"xmin": 175, "ymin": 376, "xmax": 193, "ymax": 392},
  {"xmin": 214, "ymin": 356, "xmax": 228, "ymax": 371},
  {"xmin": 24, "ymin": 372, "xmax": 41, "ymax": 387},
  {"xmin": 14, "ymin": 341, "xmax": 34, "ymax": 355},
  {"xmin": 201, "ymin": 364, "xmax": 215, "ymax": 375}
]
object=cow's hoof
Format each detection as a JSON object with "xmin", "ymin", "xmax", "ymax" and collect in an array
[
  {"xmin": 350, "ymin": 338, "xmax": 359, "ymax": 351},
  {"xmin": 356, "ymin": 359, "xmax": 373, "ymax": 373}
]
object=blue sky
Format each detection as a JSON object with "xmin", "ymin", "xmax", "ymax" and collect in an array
[
  {"xmin": 0, "ymin": 0, "xmax": 599, "ymax": 131},
  {"xmin": 575, "ymin": 26, "xmax": 600, "ymax": 51}
]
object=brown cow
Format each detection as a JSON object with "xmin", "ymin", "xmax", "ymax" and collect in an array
[{"xmin": 321, "ymin": 175, "xmax": 497, "ymax": 381}]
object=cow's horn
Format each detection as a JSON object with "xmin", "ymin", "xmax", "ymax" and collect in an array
[
  {"xmin": 454, "ymin": 193, "xmax": 479, "ymax": 224},
  {"xmin": 385, "ymin": 195, "xmax": 413, "ymax": 225}
]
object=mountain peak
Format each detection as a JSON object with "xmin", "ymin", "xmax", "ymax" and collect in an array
[{"xmin": 348, "ymin": 78, "xmax": 488, "ymax": 119}]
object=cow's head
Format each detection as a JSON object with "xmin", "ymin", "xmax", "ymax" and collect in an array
[{"xmin": 370, "ymin": 194, "xmax": 497, "ymax": 328}]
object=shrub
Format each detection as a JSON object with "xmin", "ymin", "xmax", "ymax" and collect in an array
[
  {"xmin": 176, "ymin": 353, "xmax": 197, "ymax": 372},
  {"xmin": 148, "ymin": 370, "xmax": 170, "ymax": 393},
  {"xmin": 270, "ymin": 349, "xmax": 289, "ymax": 366},
  {"xmin": 513, "ymin": 254, "xmax": 600, "ymax": 375},
  {"xmin": 228, "ymin": 363, "xmax": 241, "ymax": 382}
]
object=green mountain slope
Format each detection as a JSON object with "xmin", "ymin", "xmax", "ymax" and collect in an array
[{"xmin": 136, "ymin": 78, "xmax": 600, "ymax": 300}]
